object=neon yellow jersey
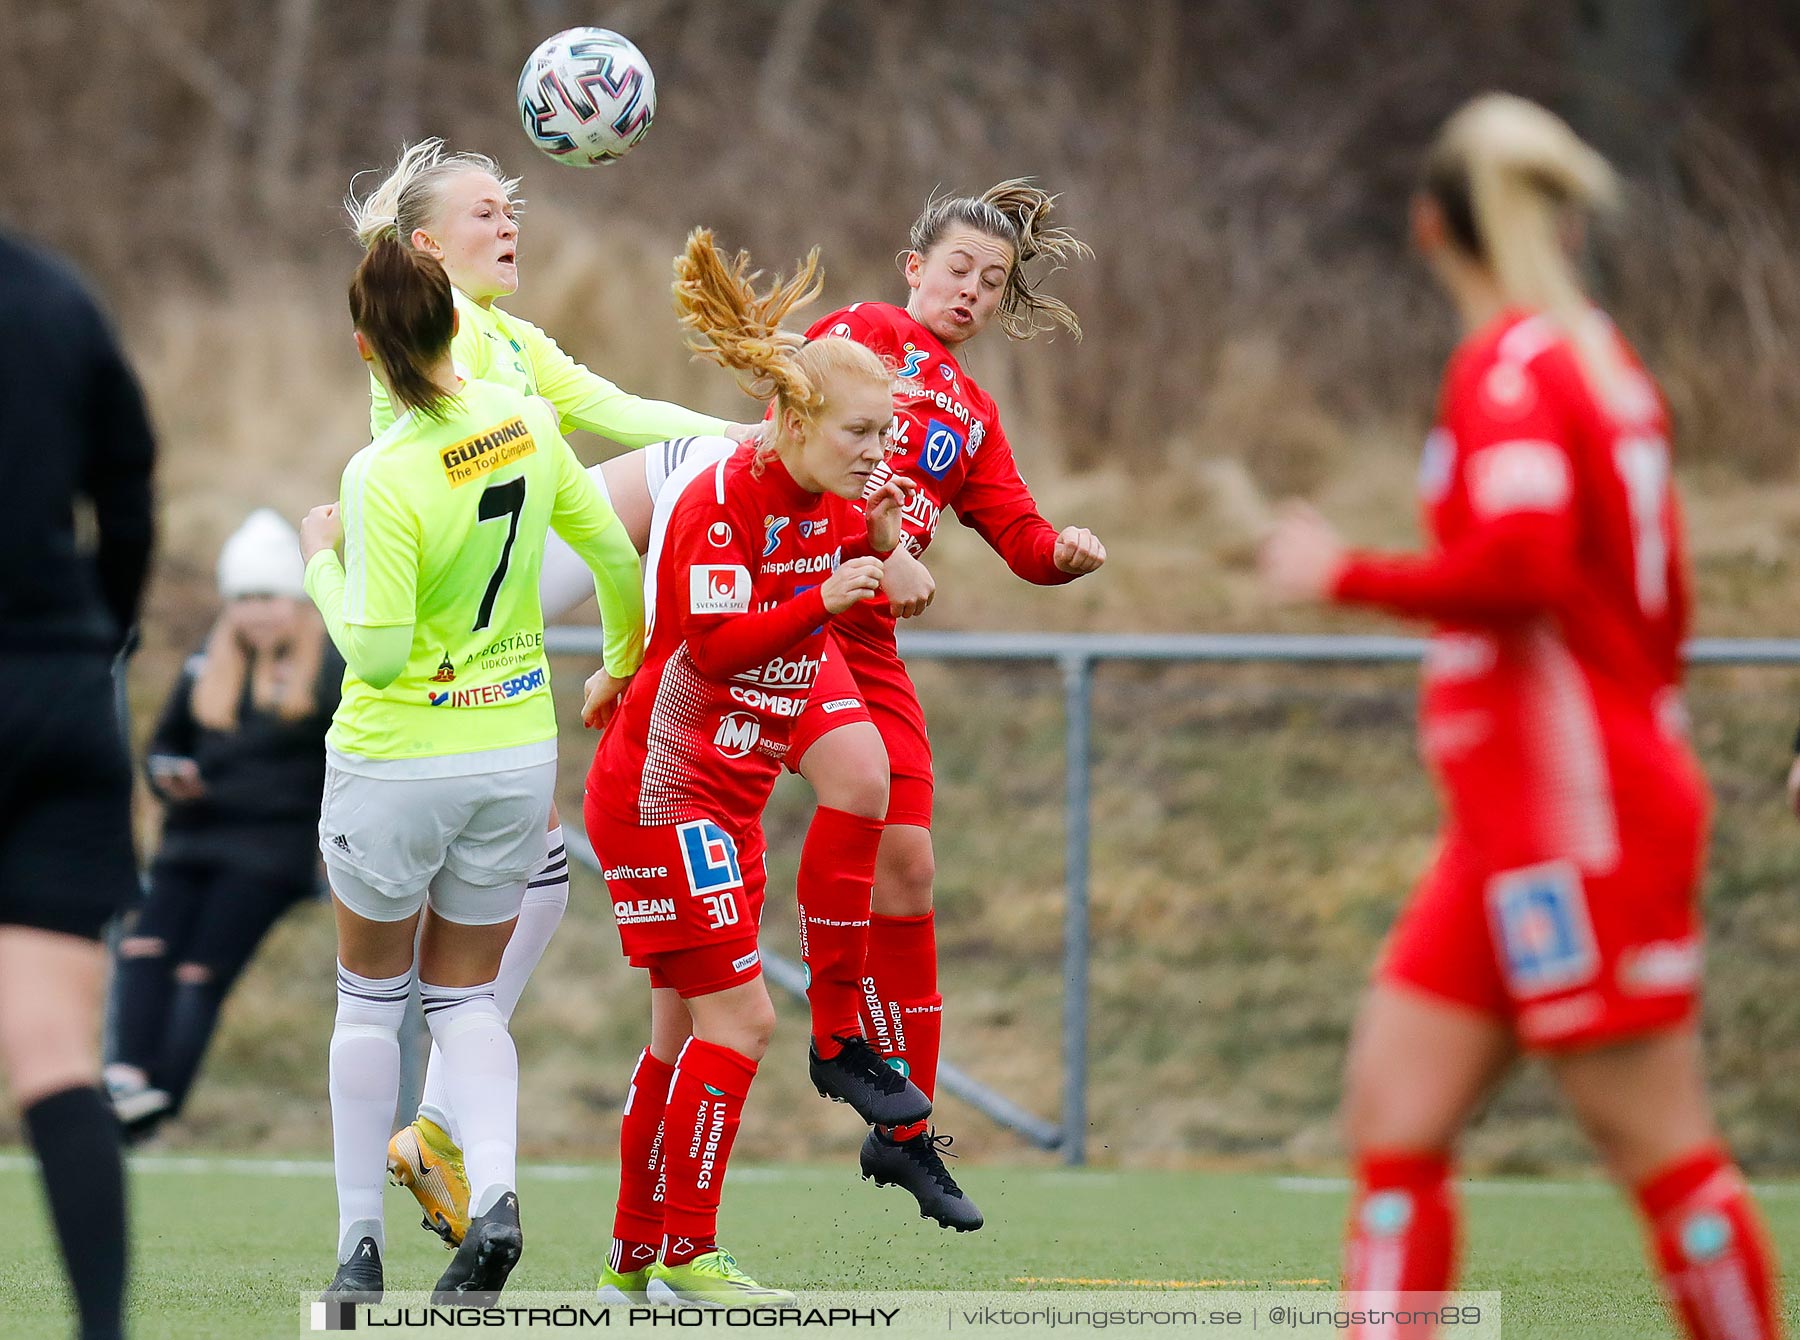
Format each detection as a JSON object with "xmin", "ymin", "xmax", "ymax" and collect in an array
[
  {"xmin": 369, "ymin": 287, "xmax": 727, "ymax": 448},
  {"xmin": 310, "ymin": 379, "xmax": 645, "ymax": 761}
]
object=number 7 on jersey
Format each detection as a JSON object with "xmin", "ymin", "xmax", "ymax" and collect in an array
[{"xmin": 474, "ymin": 477, "xmax": 526, "ymax": 631}]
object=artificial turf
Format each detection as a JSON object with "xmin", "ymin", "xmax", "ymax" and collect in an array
[{"xmin": 7, "ymin": 1155, "xmax": 1800, "ymax": 1337}]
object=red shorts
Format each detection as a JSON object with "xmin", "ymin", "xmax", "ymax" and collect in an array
[
  {"xmin": 792, "ymin": 635, "xmax": 932, "ymax": 828},
  {"xmin": 585, "ymin": 799, "xmax": 768, "ymax": 999},
  {"xmin": 787, "ymin": 633, "xmax": 875, "ymax": 773},
  {"xmin": 1381, "ymin": 812, "xmax": 1705, "ymax": 1050}
]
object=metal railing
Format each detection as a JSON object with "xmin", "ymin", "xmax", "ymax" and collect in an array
[{"xmin": 547, "ymin": 627, "xmax": 1800, "ymax": 1165}]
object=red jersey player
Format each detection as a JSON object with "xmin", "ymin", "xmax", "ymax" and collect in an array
[
  {"xmin": 585, "ymin": 231, "xmax": 927, "ymax": 1308},
  {"xmin": 1263, "ymin": 95, "xmax": 1780, "ymax": 1340},
  {"xmin": 784, "ymin": 181, "xmax": 1106, "ymax": 1229}
]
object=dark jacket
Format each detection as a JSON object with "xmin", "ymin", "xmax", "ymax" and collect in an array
[
  {"xmin": 0, "ymin": 233, "xmax": 155, "ymax": 655},
  {"xmin": 146, "ymin": 641, "xmax": 344, "ymax": 876}
]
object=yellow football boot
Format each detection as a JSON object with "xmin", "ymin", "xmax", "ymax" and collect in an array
[
  {"xmin": 647, "ymin": 1248, "xmax": 794, "ymax": 1309},
  {"xmin": 387, "ymin": 1116, "xmax": 470, "ymax": 1247}
]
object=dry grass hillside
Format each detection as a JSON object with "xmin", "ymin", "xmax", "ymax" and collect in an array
[{"xmin": 4, "ymin": 0, "xmax": 1800, "ymax": 1166}]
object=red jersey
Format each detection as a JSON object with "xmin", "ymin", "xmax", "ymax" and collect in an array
[
  {"xmin": 1333, "ymin": 310, "xmax": 1702, "ymax": 871},
  {"xmin": 588, "ymin": 446, "xmax": 875, "ymax": 830},
  {"xmin": 804, "ymin": 301, "xmax": 1073, "ymax": 653}
]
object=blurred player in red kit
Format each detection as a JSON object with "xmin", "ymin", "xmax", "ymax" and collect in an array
[
  {"xmin": 1263, "ymin": 94, "xmax": 1780, "ymax": 1340},
  {"xmin": 585, "ymin": 230, "xmax": 927, "ymax": 1306},
  {"xmin": 791, "ymin": 181, "xmax": 1106, "ymax": 1229}
]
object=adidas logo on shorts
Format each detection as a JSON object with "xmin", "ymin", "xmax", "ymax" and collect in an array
[{"xmin": 331, "ymin": 834, "xmax": 350, "ymax": 853}]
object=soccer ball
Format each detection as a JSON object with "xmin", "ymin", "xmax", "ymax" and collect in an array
[{"xmin": 516, "ymin": 28, "xmax": 657, "ymax": 167}]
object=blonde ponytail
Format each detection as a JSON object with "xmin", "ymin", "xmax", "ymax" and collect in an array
[
  {"xmin": 674, "ymin": 229, "xmax": 823, "ymax": 416},
  {"xmin": 672, "ymin": 229, "xmax": 892, "ymax": 467},
  {"xmin": 345, "ymin": 137, "xmax": 522, "ymax": 252},
  {"xmin": 1426, "ymin": 94, "xmax": 1629, "ymax": 408}
]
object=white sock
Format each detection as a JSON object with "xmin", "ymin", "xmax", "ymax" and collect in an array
[
  {"xmin": 421, "ymin": 978, "xmax": 517, "ymax": 1219},
  {"xmin": 417, "ymin": 829, "xmax": 569, "ymax": 1146},
  {"xmin": 331, "ymin": 963, "xmax": 411, "ymax": 1261}
]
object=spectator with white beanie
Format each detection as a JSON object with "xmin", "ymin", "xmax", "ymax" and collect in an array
[{"xmin": 104, "ymin": 509, "xmax": 344, "ymax": 1135}]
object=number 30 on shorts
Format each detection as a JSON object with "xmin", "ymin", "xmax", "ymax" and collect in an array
[{"xmin": 677, "ymin": 820, "xmax": 744, "ymax": 931}]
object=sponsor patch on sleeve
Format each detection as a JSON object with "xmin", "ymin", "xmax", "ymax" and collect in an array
[
  {"xmin": 689, "ymin": 565, "xmax": 751, "ymax": 615},
  {"xmin": 819, "ymin": 697, "xmax": 862, "ymax": 713},
  {"xmin": 1467, "ymin": 439, "xmax": 1572, "ymax": 518}
]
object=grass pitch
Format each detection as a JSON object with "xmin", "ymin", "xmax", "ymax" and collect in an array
[{"xmin": 6, "ymin": 1155, "xmax": 1800, "ymax": 1338}]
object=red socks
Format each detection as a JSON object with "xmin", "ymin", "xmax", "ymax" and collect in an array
[
  {"xmin": 1343, "ymin": 1151, "xmax": 1458, "ymax": 1338},
  {"xmin": 860, "ymin": 911, "xmax": 941, "ymax": 1142},
  {"xmin": 1636, "ymin": 1147, "xmax": 1781, "ymax": 1340},
  {"xmin": 1341, "ymin": 1145, "xmax": 1780, "ymax": 1340},
  {"xmin": 797, "ymin": 806, "xmax": 882, "ymax": 1055},
  {"xmin": 611, "ymin": 1047, "xmax": 674, "ymax": 1252},
  {"xmin": 659, "ymin": 1037, "xmax": 758, "ymax": 1261}
]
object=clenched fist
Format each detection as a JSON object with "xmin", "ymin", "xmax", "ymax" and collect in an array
[{"xmin": 1053, "ymin": 526, "xmax": 1106, "ymax": 575}]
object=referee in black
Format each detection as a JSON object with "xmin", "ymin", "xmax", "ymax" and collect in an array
[{"xmin": 0, "ymin": 230, "xmax": 154, "ymax": 1340}]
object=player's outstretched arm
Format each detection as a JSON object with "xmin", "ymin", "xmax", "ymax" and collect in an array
[
  {"xmin": 954, "ymin": 419, "xmax": 1096, "ymax": 586},
  {"xmin": 520, "ymin": 312, "xmax": 741, "ymax": 449}
]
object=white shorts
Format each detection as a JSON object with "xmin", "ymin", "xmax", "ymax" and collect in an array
[{"xmin": 319, "ymin": 757, "xmax": 557, "ymax": 926}]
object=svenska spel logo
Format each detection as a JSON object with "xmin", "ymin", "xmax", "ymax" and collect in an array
[{"xmin": 688, "ymin": 565, "xmax": 751, "ymax": 615}]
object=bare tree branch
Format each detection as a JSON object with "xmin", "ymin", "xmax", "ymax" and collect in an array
[{"xmin": 257, "ymin": 0, "xmax": 319, "ymax": 210}]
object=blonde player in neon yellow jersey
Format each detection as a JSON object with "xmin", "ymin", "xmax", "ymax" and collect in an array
[
  {"xmin": 301, "ymin": 234, "xmax": 644, "ymax": 1304},
  {"xmin": 343, "ymin": 139, "xmax": 762, "ymax": 1246}
]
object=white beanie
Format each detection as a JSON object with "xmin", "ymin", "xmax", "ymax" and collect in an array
[{"xmin": 217, "ymin": 508, "xmax": 307, "ymax": 599}]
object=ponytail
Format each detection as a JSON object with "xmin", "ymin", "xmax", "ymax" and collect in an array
[
  {"xmin": 674, "ymin": 229, "xmax": 823, "ymax": 415},
  {"xmin": 672, "ymin": 229, "xmax": 891, "ymax": 470},
  {"xmin": 1424, "ymin": 94, "xmax": 1627, "ymax": 407},
  {"xmin": 901, "ymin": 178, "xmax": 1093, "ymax": 340},
  {"xmin": 348, "ymin": 236, "xmax": 457, "ymax": 420}
]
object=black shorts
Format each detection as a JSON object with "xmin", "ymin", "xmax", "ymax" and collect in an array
[{"xmin": 0, "ymin": 652, "xmax": 139, "ymax": 939}]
